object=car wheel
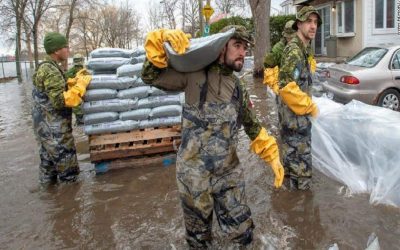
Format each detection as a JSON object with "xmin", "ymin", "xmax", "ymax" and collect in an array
[{"xmin": 377, "ymin": 89, "xmax": 400, "ymax": 111}]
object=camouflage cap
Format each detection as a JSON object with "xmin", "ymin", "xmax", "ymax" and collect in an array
[
  {"xmin": 219, "ymin": 25, "xmax": 253, "ymax": 45},
  {"xmin": 73, "ymin": 53, "xmax": 84, "ymax": 65},
  {"xmin": 293, "ymin": 6, "xmax": 322, "ymax": 30},
  {"xmin": 282, "ymin": 20, "xmax": 296, "ymax": 38}
]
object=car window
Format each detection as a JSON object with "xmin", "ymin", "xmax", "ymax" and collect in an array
[
  {"xmin": 391, "ymin": 50, "xmax": 400, "ymax": 70},
  {"xmin": 346, "ymin": 47, "xmax": 388, "ymax": 68}
]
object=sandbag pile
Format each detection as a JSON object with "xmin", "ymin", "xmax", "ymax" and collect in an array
[{"xmin": 83, "ymin": 47, "xmax": 183, "ymax": 135}]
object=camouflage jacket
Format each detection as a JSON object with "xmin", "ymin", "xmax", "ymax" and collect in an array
[
  {"xmin": 279, "ymin": 35, "xmax": 313, "ymax": 95},
  {"xmin": 33, "ymin": 56, "xmax": 67, "ymax": 110},
  {"xmin": 141, "ymin": 60, "xmax": 261, "ymax": 140},
  {"xmin": 264, "ymin": 38, "xmax": 286, "ymax": 68},
  {"xmin": 65, "ymin": 65, "xmax": 83, "ymax": 79}
]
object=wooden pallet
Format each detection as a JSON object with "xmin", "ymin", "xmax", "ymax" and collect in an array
[
  {"xmin": 94, "ymin": 153, "xmax": 177, "ymax": 173},
  {"xmin": 89, "ymin": 125, "xmax": 181, "ymax": 162}
]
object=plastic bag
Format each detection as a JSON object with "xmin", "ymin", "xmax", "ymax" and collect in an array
[
  {"xmin": 164, "ymin": 28, "xmax": 234, "ymax": 72},
  {"xmin": 84, "ymin": 89, "xmax": 118, "ymax": 101},
  {"xmin": 139, "ymin": 116, "xmax": 182, "ymax": 129},
  {"xmin": 83, "ymin": 98, "xmax": 138, "ymax": 114},
  {"xmin": 312, "ymin": 97, "xmax": 400, "ymax": 207},
  {"xmin": 90, "ymin": 47, "xmax": 133, "ymax": 58},
  {"xmin": 116, "ymin": 63, "xmax": 143, "ymax": 78},
  {"xmin": 150, "ymin": 105, "xmax": 182, "ymax": 118},
  {"xmin": 87, "ymin": 57, "xmax": 131, "ymax": 71},
  {"xmin": 119, "ymin": 108, "xmax": 151, "ymax": 121},
  {"xmin": 83, "ymin": 112, "xmax": 119, "ymax": 125},
  {"xmin": 84, "ymin": 120, "xmax": 139, "ymax": 135},
  {"xmin": 117, "ymin": 86, "xmax": 151, "ymax": 99},
  {"xmin": 88, "ymin": 75, "xmax": 136, "ymax": 90}
]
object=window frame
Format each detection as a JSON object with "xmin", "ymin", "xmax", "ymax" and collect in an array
[
  {"xmin": 372, "ymin": 0, "xmax": 397, "ymax": 34},
  {"xmin": 336, "ymin": 0, "xmax": 356, "ymax": 37},
  {"xmin": 390, "ymin": 49, "xmax": 400, "ymax": 70}
]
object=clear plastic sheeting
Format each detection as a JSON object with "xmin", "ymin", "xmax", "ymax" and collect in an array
[{"xmin": 312, "ymin": 97, "xmax": 400, "ymax": 207}]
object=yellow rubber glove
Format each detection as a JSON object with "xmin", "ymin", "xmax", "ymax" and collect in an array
[
  {"xmin": 67, "ymin": 78, "xmax": 77, "ymax": 90},
  {"xmin": 263, "ymin": 66, "xmax": 279, "ymax": 94},
  {"xmin": 63, "ymin": 75, "xmax": 92, "ymax": 107},
  {"xmin": 308, "ymin": 55, "xmax": 317, "ymax": 74},
  {"xmin": 145, "ymin": 29, "xmax": 190, "ymax": 68},
  {"xmin": 76, "ymin": 68, "xmax": 90, "ymax": 77},
  {"xmin": 279, "ymin": 81, "xmax": 318, "ymax": 116},
  {"xmin": 250, "ymin": 127, "xmax": 285, "ymax": 188}
]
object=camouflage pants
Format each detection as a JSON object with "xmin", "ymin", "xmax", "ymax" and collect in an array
[
  {"xmin": 176, "ymin": 113, "xmax": 254, "ymax": 248},
  {"xmin": 33, "ymin": 111, "xmax": 79, "ymax": 183},
  {"xmin": 280, "ymin": 131, "xmax": 312, "ymax": 190},
  {"xmin": 72, "ymin": 105, "xmax": 84, "ymax": 125},
  {"xmin": 176, "ymin": 159, "xmax": 254, "ymax": 248}
]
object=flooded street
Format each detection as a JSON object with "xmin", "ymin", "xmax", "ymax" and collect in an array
[{"xmin": 0, "ymin": 76, "xmax": 399, "ymax": 249}]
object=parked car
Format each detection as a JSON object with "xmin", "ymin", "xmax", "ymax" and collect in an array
[{"xmin": 321, "ymin": 45, "xmax": 400, "ymax": 111}]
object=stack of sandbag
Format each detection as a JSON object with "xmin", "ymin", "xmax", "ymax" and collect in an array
[{"xmin": 83, "ymin": 47, "xmax": 183, "ymax": 135}]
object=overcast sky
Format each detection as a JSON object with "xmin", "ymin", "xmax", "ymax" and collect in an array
[{"xmin": 0, "ymin": 0, "xmax": 283, "ymax": 55}]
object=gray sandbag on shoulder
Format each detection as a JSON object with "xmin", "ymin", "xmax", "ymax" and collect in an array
[
  {"xmin": 84, "ymin": 120, "xmax": 139, "ymax": 135},
  {"xmin": 83, "ymin": 98, "xmax": 138, "ymax": 114},
  {"xmin": 138, "ymin": 94, "xmax": 183, "ymax": 109},
  {"xmin": 150, "ymin": 105, "xmax": 182, "ymax": 118},
  {"xmin": 84, "ymin": 89, "xmax": 118, "ymax": 101},
  {"xmin": 90, "ymin": 47, "xmax": 134, "ymax": 58},
  {"xmin": 87, "ymin": 57, "xmax": 131, "ymax": 71},
  {"xmin": 117, "ymin": 86, "xmax": 151, "ymax": 99},
  {"xmin": 88, "ymin": 75, "xmax": 136, "ymax": 90},
  {"xmin": 119, "ymin": 108, "xmax": 151, "ymax": 121},
  {"xmin": 139, "ymin": 116, "xmax": 182, "ymax": 129},
  {"xmin": 83, "ymin": 112, "xmax": 119, "ymax": 125},
  {"xmin": 164, "ymin": 28, "xmax": 235, "ymax": 73},
  {"xmin": 117, "ymin": 63, "xmax": 143, "ymax": 78}
]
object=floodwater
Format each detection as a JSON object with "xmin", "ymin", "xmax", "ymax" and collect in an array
[{"xmin": 0, "ymin": 74, "xmax": 399, "ymax": 249}]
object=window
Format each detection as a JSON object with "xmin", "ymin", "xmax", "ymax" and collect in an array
[
  {"xmin": 392, "ymin": 50, "xmax": 400, "ymax": 70},
  {"xmin": 375, "ymin": 0, "xmax": 395, "ymax": 29},
  {"xmin": 347, "ymin": 47, "xmax": 387, "ymax": 68},
  {"xmin": 337, "ymin": 0, "xmax": 355, "ymax": 35}
]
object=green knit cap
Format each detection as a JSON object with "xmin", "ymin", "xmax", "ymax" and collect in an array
[{"xmin": 43, "ymin": 32, "xmax": 68, "ymax": 54}]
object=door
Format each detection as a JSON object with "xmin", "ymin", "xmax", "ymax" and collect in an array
[{"xmin": 315, "ymin": 6, "xmax": 331, "ymax": 55}]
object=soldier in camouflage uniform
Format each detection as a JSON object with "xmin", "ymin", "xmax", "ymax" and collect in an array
[
  {"xmin": 32, "ymin": 32, "xmax": 91, "ymax": 184},
  {"xmin": 277, "ymin": 6, "xmax": 321, "ymax": 190},
  {"xmin": 142, "ymin": 26, "xmax": 285, "ymax": 248},
  {"xmin": 263, "ymin": 20, "xmax": 296, "ymax": 94},
  {"xmin": 65, "ymin": 54, "xmax": 85, "ymax": 125}
]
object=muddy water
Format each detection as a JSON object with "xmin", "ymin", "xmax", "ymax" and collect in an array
[{"xmin": 0, "ymin": 77, "xmax": 399, "ymax": 250}]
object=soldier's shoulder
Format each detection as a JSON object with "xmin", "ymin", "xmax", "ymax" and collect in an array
[{"xmin": 37, "ymin": 61, "xmax": 59, "ymax": 74}]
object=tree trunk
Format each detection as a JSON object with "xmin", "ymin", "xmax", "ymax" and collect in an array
[
  {"xmin": 249, "ymin": 0, "xmax": 270, "ymax": 77},
  {"xmin": 23, "ymin": 20, "xmax": 34, "ymax": 69},
  {"xmin": 15, "ymin": 19, "xmax": 22, "ymax": 82}
]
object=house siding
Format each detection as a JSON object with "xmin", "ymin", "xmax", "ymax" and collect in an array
[{"xmin": 363, "ymin": 0, "xmax": 400, "ymax": 47}]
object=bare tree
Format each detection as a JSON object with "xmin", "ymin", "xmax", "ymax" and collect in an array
[
  {"xmin": 22, "ymin": 17, "xmax": 34, "ymax": 68},
  {"xmin": 1, "ymin": 0, "xmax": 29, "ymax": 82},
  {"xmin": 249, "ymin": 0, "xmax": 270, "ymax": 77},
  {"xmin": 147, "ymin": 1, "xmax": 164, "ymax": 30},
  {"xmin": 215, "ymin": 0, "xmax": 245, "ymax": 14},
  {"xmin": 180, "ymin": 0, "xmax": 200, "ymax": 36},
  {"xmin": 160, "ymin": 0, "xmax": 178, "ymax": 29},
  {"xmin": 26, "ymin": 0, "xmax": 52, "ymax": 67}
]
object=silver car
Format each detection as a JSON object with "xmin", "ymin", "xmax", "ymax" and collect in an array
[{"xmin": 321, "ymin": 45, "xmax": 400, "ymax": 111}]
